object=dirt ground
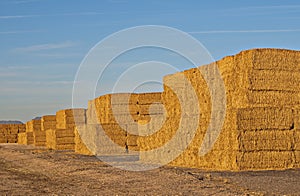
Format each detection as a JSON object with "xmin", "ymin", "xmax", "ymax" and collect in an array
[{"xmin": 0, "ymin": 144, "xmax": 299, "ymax": 195}]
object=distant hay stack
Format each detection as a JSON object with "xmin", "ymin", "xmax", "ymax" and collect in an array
[{"xmin": 0, "ymin": 124, "xmax": 25, "ymax": 144}]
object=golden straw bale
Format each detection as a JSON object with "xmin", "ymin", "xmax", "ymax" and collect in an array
[
  {"xmin": 56, "ymin": 144, "xmax": 75, "ymax": 150},
  {"xmin": 74, "ymin": 125, "xmax": 94, "ymax": 155},
  {"xmin": 41, "ymin": 115, "xmax": 56, "ymax": 121},
  {"xmin": 86, "ymin": 100, "xmax": 98, "ymax": 124},
  {"xmin": 137, "ymin": 92, "xmax": 162, "ymax": 105},
  {"xmin": 41, "ymin": 115, "xmax": 56, "ymax": 131},
  {"xmin": 56, "ymin": 137, "xmax": 74, "ymax": 144},
  {"xmin": 46, "ymin": 129, "xmax": 56, "ymax": 149},
  {"xmin": 18, "ymin": 133, "xmax": 27, "ymax": 144},
  {"xmin": 237, "ymin": 151, "xmax": 294, "ymax": 170},
  {"xmin": 247, "ymin": 91, "xmax": 300, "ymax": 106},
  {"xmin": 238, "ymin": 130, "xmax": 294, "ymax": 151},
  {"xmin": 26, "ymin": 132, "xmax": 34, "ymax": 145},
  {"xmin": 237, "ymin": 107, "xmax": 293, "ymax": 130},
  {"xmin": 55, "ymin": 129, "xmax": 75, "ymax": 138},
  {"xmin": 18, "ymin": 124, "xmax": 26, "ymax": 133},
  {"xmin": 252, "ymin": 48, "xmax": 300, "ymax": 71},
  {"xmin": 0, "ymin": 137, "xmax": 6, "ymax": 143},
  {"xmin": 26, "ymin": 119, "xmax": 41, "ymax": 132},
  {"xmin": 56, "ymin": 108, "xmax": 86, "ymax": 129},
  {"xmin": 249, "ymin": 70, "xmax": 300, "ymax": 91}
]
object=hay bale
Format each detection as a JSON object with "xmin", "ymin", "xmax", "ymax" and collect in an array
[
  {"xmin": 237, "ymin": 107, "xmax": 293, "ymax": 130},
  {"xmin": 18, "ymin": 124, "xmax": 26, "ymax": 133},
  {"xmin": 33, "ymin": 130, "xmax": 47, "ymax": 146},
  {"xmin": 86, "ymin": 100, "xmax": 98, "ymax": 124},
  {"xmin": 74, "ymin": 125, "xmax": 94, "ymax": 155},
  {"xmin": 56, "ymin": 129, "xmax": 75, "ymax": 138},
  {"xmin": 56, "ymin": 144, "xmax": 75, "ymax": 150},
  {"xmin": 237, "ymin": 151, "xmax": 294, "ymax": 170},
  {"xmin": 238, "ymin": 130, "xmax": 294, "ymax": 151},
  {"xmin": 45, "ymin": 128, "xmax": 75, "ymax": 150},
  {"xmin": 26, "ymin": 132, "xmax": 34, "ymax": 145},
  {"xmin": 26, "ymin": 119, "xmax": 41, "ymax": 132},
  {"xmin": 252, "ymin": 48, "xmax": 300, "ymax": 71},
  {"xmin": 249, "ymin": 70, "xmax": 300, "ymax": 91},
  {"xmin": 247, "ymin": 91, "xmax": 300, "ymax": 106},
  {"xmin": 41, "ymin": 115, "xmax": 56, "ymax": 131},
  {"xmin": 46, "ymin": 129, "xmax": 56, "ymax": 149},
  {"xmin": 0, "ymin": 136, "xmax": 7, "ymax": 143},
  {"xmin": 56, "ymin": 108, "xmax": 86, "ymax": 129},
  {"xmin": 126, "ymin": 135, "xmax": 138, "ymax": 146},
  {"xmin": 137, "ymin": 92, "xmax": 162, "ymax": 105},
  {"xmin": 56, "ymin": 137, "xmax": 74, "ymax": 144},
  {"xmin": 18, "ymin": 133, "xmax": 27, "ymax": 144}
]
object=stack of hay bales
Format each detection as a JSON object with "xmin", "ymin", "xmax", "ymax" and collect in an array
[
  {"xmin": 46, "ymin": 109, "xmax": 86, "ymax": 150},
  {"xmin": 32, "ymin": 115, "xmax": 56, "ymax": 147},
  {"xmin": 0, "ymin": 124, "xmax": 26, "ymax": 143},
  {"xmin": 75, "ymin": 93, "xmax": 163, "ymax": 155},
  {"xmin": 236, "ymin": 107, "xmax": 295, "ymax": 170},
  {"xmin": 17, "ymin": 124, "xmax": 28, "ymax": 145},
  {"xmin": 87, "ymin": 93, "xmax": 136, "ymax": 155},
  {"xmin": 138, "ymin": 48, "xmax": 300, "ymax": 170},
  {"xmin": 46, "ymin": 128, "xmax": 76, "ymax": 150},
  {"xmin": 73, "ymin": 100, "xmax": 98, "ymax": 155},
  {"xmin": 79, "ymin": 93, "xmax": 138, "ymax": 155},
  {"xmin": 41, "ymin": 115, "xmax": 56, "ymax": 131},
  {"xmin": 22, "ymin": 119, "xmax": 41, "ymax": 145},
  {"xmin": 128, "ymin": 93, "xmax": 164, "ymax": 151}
]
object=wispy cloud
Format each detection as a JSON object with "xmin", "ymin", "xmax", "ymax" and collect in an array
[
  {"xmin": 236, "ymin": 5, "xmax": 300, "ymax": 10},
  {"xmin": 215, "ymin": 4, "xmax": 300, "ymax": 17},
  {"xmin": 53, "ymin": 12, "xmax": 105, "ymax": 16},
  {"xmin": 0, "ymin": 12, "xmax": 104, "ymax": 20},
  {"xmin": 0, "ymin": 15, "xmax": 37, "ymax": 19},
  {"xmin": 34, "ymin": 53, "xmax": 83, "ymax": 58},
  {"xmin": 14, "ymin": 41, "xmax": 77, "ymax": 52},
  {"xmin": 12, "ymin": 0, "xmax": 43, "ymax": 4},
  {"xmin": 0, "ymin": 65, "xmax": 33, "ymax": 70},
  {"xmin": 0, "ymin": 30, "xmax": 43, "ymax": 34},
  {"xmin": 189, "ymin": 29, "xmax": 300, "ymax": 34},
  {"xmin": 0, "ymin": 72, "xmax": 18, "ymax": 77}
]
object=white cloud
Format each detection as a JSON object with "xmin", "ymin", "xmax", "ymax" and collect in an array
[
  {"xmin": 34, "ymin": 52, "xmax": 83, "ymax": 58},
  {"xmin": 0, "ymin": 30, "xmax": 42, "ymax": 34},
  {"xmin": 0, "ymin": 15, "xmax": 37, "ymax": 19},
  {"xmin": 12, "ymin": 0, "xmax": 43, "ymax": 3},
  {"xmin": 189, "ymin": 29, "xmax": 300, "ymax": 34},
  {"xmin": 0, "ymin": 12, "xmax": 104, "ymax": 20},
  {"xmin": 237, "ymin": 5, "xmax": 300, "ymax": 10},
  {"xmin": 14, "ymin": 41, "xmax": 77, "ymax": 52}
]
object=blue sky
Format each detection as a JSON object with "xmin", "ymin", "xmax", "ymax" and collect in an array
[{"xmin": 0, "ymin": 0, "xmax": 300, "ymax": 122}]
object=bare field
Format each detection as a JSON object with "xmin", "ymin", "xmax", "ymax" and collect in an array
[{"xmin": 0, "ymin": 144, "xmax": 299, "ymax": 195}]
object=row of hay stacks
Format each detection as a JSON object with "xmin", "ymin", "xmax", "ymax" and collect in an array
[
  {"xmin": 3, "ymin": 48, "xmax": 299, "ymax": 171},
  {"xmin": 16, "ymin": 109, "xmax": 86, "ymax": 151},
  {"xmin": 136, "ymin": 48, "xmax": 300, "ymax": 171},
  {"xmin": 0, "ymin": 124, "xmax": 25, "ymax": 143}
]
